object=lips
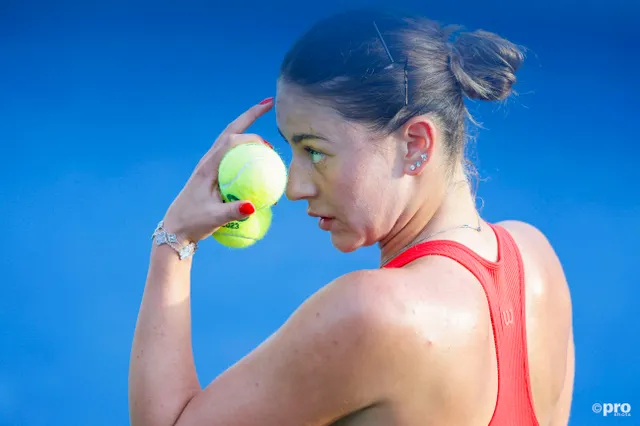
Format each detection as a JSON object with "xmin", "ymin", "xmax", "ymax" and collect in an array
[
  {"xmin": 307, "ymin": 209, "xmax": 333, "ymax": 220},
  {"xmin": 318, "ymin": 217, "xmax": 334, "ymax": 231},
  {"xmin": 307, "ymin": 209, "xmax": 335, "ymax": 231}
]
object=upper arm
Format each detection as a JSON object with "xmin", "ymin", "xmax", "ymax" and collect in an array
[
  {"xmin": 549, "ymin": 325, "xmax": 575, "ymax": 426},
  {"xmin": 174, "ymin": 270, "xmax": 389, "ymax": 426}
]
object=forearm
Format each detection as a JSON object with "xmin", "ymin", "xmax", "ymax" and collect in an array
[{"xmin": 129, "ymin": 243, "xmax": 201, "ymax": 426}]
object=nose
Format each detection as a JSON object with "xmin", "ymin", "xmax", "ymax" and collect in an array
[{"xmin": 286, "ymin": 158, "xmax": 317, "ymax": 201}]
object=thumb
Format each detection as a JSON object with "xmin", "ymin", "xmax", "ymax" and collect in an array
[{"xmin": 219, "ymin": 200, "xmax": 256, "ymax": 224}]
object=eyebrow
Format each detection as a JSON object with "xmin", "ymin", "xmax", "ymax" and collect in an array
[{"xmin": 277, "ymin": 127, "xmax": 329, "ymax": 145}]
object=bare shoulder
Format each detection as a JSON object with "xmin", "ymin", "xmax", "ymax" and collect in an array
[
  {"xmin": 292, "ymin": 268, "xmax": 430, "ymax": 375},
  {"xmin": 496, "ymin": 220, "xmax": 568, "ymax": 289},
  {"xmin": 262, "ymin": 268, "xmax": 418, "ymax": 410},
  {"xmin": 281, "ymin": 267, "xmax": 417, "ymax": 371},
  {"xmin": 496, "ymin": 219, "xmax": 556, "ymax": 253},
  {"xmin": 294, "ymin": 268, "xmax": 413, "ymax": 340},
  {"xmin": 270, "ymin": 268, "xmax": 401, "ymax": 357},
  {"xmin": 495, "ymin": 219, "xmax": 572, "ymax": 324},
  {"xmin": 173, "ymin": 269, "xmax": 410, "ymax": 426}
]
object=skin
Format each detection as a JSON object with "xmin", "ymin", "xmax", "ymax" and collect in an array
[{"xmin": 128, "ymin": 82, "xmax": 575, "ymax": 426}]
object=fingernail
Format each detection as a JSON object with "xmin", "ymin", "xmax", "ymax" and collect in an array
[
  {"xmin": 259, "ymin": 97, "xmax": 273, "ymax": 105},
  {"xmin": 262, "ymin": 139, "xmax": 274, "ymax": 149},
  {"xmin": 239, "ymin": 202, "xmax": 255, "ymax": 215}
]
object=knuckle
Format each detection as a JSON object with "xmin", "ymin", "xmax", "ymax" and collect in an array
[
  {"xmin": 214, "ymin": 134, "xmax": 234, "ymax": 153},
  {"xmin": 194, "ymin": 163, "xmax": 210, "ymax": 178},
  {"xmin": 226, "ymin": 134, "xmax": 242, "ymax": 148},
  {"xmin": 243, "ymin": 133, "xmax": 262, "ymax": 143}
]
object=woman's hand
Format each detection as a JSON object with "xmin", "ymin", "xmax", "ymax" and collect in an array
[{"xmin": 161, "ymin": 97, "xmax": 275, "ymax": 244}]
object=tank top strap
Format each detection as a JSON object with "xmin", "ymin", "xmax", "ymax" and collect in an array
[
  {"xmin": 383, "ymin": 223, "xmax": 538, "ymax": 425},
  {"xmin": 382, "ymin": 224, "xmax": 503, "ymax": 289},
  {"xmin": 381, "ymin": 223, "xmax": 519, "ymax": 338}
]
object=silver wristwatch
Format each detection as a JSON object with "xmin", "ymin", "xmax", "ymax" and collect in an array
[{"xmin": 152, "ymin": 221, "xmax": 197, "ymax": 260}]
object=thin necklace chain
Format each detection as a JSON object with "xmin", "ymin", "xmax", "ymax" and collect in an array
[{"xmin": 380, "ymin": 213, "xmax": 482, "ymax": 267}]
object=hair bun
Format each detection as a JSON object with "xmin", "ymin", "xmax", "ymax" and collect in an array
[{"xmin": 447, "ymin": 28, "xmax": 524, "ymax": 101}]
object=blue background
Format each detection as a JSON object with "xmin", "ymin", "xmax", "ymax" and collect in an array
[{"xmin": 2, "ymin": 0, "xmax": 638, "ymax": 424}]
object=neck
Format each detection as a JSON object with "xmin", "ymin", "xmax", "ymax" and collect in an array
[{"xmin": 379, "ymin": 169, "xmax": 482, "ymax": 266}]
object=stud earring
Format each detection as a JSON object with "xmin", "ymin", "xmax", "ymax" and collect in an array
[{"xmin": 410, "ymin": 153, "xmax": 428, "ymax": 171}]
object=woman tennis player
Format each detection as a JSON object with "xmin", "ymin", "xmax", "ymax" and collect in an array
[{"xmin": 129, "ymin": 8, "xmax": 574, "ymax": 426}]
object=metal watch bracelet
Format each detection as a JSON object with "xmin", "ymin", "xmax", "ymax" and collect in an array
[{"xmin": 151, "ymin": 221, "xmax": 197, "ymax": 260}]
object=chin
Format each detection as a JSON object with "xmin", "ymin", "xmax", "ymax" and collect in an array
[
  {"xmin": 330, "ymin": 238, "xmax": 359, "ymax": 253},
  {"xmin": 329, "ymin": 228, "xmax": 374, "ymax": 253}
]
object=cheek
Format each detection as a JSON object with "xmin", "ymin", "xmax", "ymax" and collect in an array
[
  {"xmin": 330, "ymin": 168, "xmax": 360, "ymax": 212},
  {"xmin": 333, "ymin": 157, "xmax": 395, "ymax": 226}
]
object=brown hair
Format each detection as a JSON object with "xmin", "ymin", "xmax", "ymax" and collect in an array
[{"xmin": 279, "ymin": 8, "xmax": 525, "ymax": 176}]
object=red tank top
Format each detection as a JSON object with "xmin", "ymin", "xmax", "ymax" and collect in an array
[{"xmin": 382, "ymin": 223, "xmax": 539, "ymax": 426}]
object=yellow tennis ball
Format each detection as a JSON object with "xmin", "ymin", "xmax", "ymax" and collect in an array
[
  {"xmin": 218, "ymin": 142, "xmax": 287, "ymax": 210},
  {"xmin": 212, "ymin": 207, "xmax": 273, "ymax": 248}
]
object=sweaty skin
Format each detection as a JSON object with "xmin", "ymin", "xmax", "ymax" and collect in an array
[
  {"xmin": 323, "ymin": 220, "xmax": 574, "ymax": 425},
  {"xmin": 129, "ymin": 93, "xmax": 574, "ymax": 426}
]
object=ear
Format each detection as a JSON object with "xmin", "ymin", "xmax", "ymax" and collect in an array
[{"xmin": 400, "ymin": 116, "xmax": 437, "ymax": 175}]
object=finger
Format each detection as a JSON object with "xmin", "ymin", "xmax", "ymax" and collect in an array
[
  {"xmin": 217, "ymin": 199, "xmax": 256, "ymax": 225},
  {"xmin": 197, "ymin": 99, "xmax": 274, "ymax": 170},
  {"xmin": 223, "ymin": 97, "xmax": 274, "ymax": 135},
  {"xmin": 198, "ymin": 133, "xmax": 270, "ymax": 178},
  {"xmin": 195, "ymin": 133, "xmax": 261, "ymax": 174},
  {"xmin": 226, "ymin": 133, "xmax": 271, "ymax": 149},
  {"xmin": 195, "ymin": 98, "xmax": 273, "ymax": 170}
]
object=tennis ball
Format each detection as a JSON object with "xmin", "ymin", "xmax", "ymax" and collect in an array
[
  {"xmin": 218, "ymin": 142, "xmax": 287, "ymax": 210},
  {"xmin": 212, "ymin": 207, "xmax": 273, "ymax": 248}
]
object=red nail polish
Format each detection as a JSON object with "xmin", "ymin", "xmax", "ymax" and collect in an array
[
  {"xmin": 263, "ymin": 140, "xmax": 274, "ymax": 149},
  {"xmin": 259, "ymin": 97, "xmax": 273, "ymax": 105},
  {"xmin": 239, "ymin": 202, "xmax": 255, "ymax": 215}
]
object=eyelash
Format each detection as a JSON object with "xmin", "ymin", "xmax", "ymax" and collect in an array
[{"xmin": 304, "ymin": 146, "xmax": 325, "ymax": 164}]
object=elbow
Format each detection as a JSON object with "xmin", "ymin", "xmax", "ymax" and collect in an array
[{"xmin": 129, "ymin": 393, "xmax": 198, "ymax": 426}]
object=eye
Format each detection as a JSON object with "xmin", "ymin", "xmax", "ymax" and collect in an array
[{"xmin": 304, "ymin": 146, "xmax": 326, "ymax": 164}]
